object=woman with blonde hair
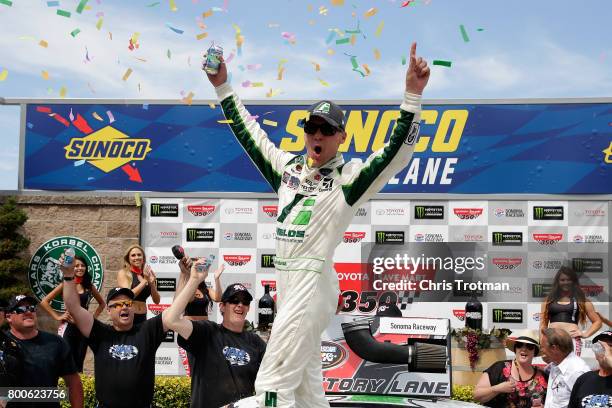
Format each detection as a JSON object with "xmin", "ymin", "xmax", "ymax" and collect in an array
[
  {"xmin": 117, "ymin": 244, "xmax": 160, "ymax": 324},
  {"xmin": 539, "ymin": 266, "xmax": 602, "ymax": 355}
]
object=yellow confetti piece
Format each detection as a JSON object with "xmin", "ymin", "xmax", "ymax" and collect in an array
[
  {"xmin": 218, "ymin": 119, "xmax": 234, "ymax": 124},
  {"xmin": 263, "ymin": 119, "xmax": 278, "ymax": 127},
  {"xmin": 202, "ymin": 9, "xmax": 213, "ymax": 18},
  {"xmin": 134, "ymin": 192, "xmax": 141, "ymax": 207},
  {"xmin": 169, "ymin": 0, "xmax": 177, "ymax": 11},
  {"xmin": 311, "ymin": 61, "xmax": 320, "ymax": 71},
  {"xmin": 350, "ymin": 34, "xmax": 356, "ymax": 45},
  {"xmin": 182, "ymin": 91, "xmax": 194, "ymax": 105},
  {"xmin": 39, "ymin": 40, "xmax": 49, "ymax": 48},
  {"xmin": 92, "ymin": 112, "xmax": 104, "ymax": 121},
  {"xmin": 327, "ymin": 48, "xmax": 335, "ymax": 55},
  {"xmin": 318, "ymin": 78, "xmax": 329, "ymax": 87},
  {"xmin": 232, "ymin": 23, "xmax": 241, "ymax": 34},
  {"xmin": 374, "ymin": 48, "xmax": 381, "ymax": 60},
  {"xmin": 331, "ymin": 0, "xmax": 344, "ymax": 5},
  {"xmin": 41, "ymin": 70, "xmax": 49, "ymax": 80},
  {"xmin": 333, "ymin": 28, "xmax": 344, "ymax": 37},
  {"xmin": 277, "ymin": 67, "xmax": 285, "ymax": 80},
  {"xmin": 375, "ymin": 20, "xmax": 384, "ymax": 37},
  {"xmin": 59, "ymin": 86, "xmax": 67, "ymax": 98},
  {"xmin": 84, "ymin": 4, "xmax": 92, "ymax": 10},
  {"xmin": 319, "ymin": 5, "xmax": 328, "ymax": 15},
  {"xmin": 307, "ymin": 4, "xmax": 313, "ymax": 11},
  {"xmin": 266, "ymin": 88, "xmax": 281, "ymax": 98},
  {"xmin": 0, "ymin": 69, "xmax": 7, "ymax": 81},
  {"xmin": 196, "ymin": 32, "xmax": 208, "ymax": 40},
  {"xmin": 251, "ymin": 82, "xmax": 264, "ymax": 87},
  {"xmin": 208, "ymin": 103, "xmax": 216, "ymax": 109},
  {"xmin": 364, "ymin": 7, "xmax": 377, "ymax": 18},
  {"xmin": 131, "ymin": 32, "xmax": 140, "ymax": 43},
  {"xmin": 96, "ymin": 17, "xmax": 103, "ymax": 30},
  {"xmin": 363, "ymin": 64, "xmax": 371, "ymax": 76},
  {"xmin": 122, "ymin": 68, "xmax": 133, "ymax": 81},
  {"xmin": 133, "ymin": 57, "xmax": 147, "ymax": 62}
]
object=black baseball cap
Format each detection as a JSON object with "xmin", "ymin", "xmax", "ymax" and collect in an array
[
  {"xmin": 221, "ymin": 283, "xmax": 253, "ymax": 303},
  {"xmin": 7, "ymin": 294, "xmax": 38, "ymax": 312},
  {"xmin": 106, "ymin": 287, "xmax": 135, "ymax": 304},
  {"xmin": 306, "ymin": 100, "xmax": 345, "ymax": 130},
  {"xmin": 593, "ymin": 330, "xmax": 612, "ymax": 344}
]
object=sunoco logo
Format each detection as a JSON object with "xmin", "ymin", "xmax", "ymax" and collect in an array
[
  {"xmin": 414, "ymin": 205, "xmax": 444, "ymax": 219},
  {"xmin": 186, "ymin": 228, "xmax": 215, "ymax": 242},
  {"xmin": 28, "ymin": 236, "xmax": 104, "ymax": 311},
  {"xmin": 343, "ymin": 232, "xmax": 366, "ymax": 243},
  {"xmin": 375, "ymin": 231, "xmax": 405, "ymax": 244},
  {"xmin": 187, "ymin": 205, "xmax": 215, "ymax": 216},
  {"xmin": 532, "ymin": 283, "xmax": 552, "ymax": 298},
  {"xmin": 492, "ymin": 309, "xmax": 523, "ymax": 323},
  {"xmin": 261, "ymin": 254, "xmax": 275, "ymax": 268},
  {"xmin": 572, "ymin": 258, "xmax": 603, "ymax": 273},
  {"xmin": 492, "ymin": 232, "xmax": 523, "ymax": 246},
  {"xmin": 453, "ymin": 208, "xmax": 483, "ymax": 220},
  {"xmin": 223, "ymin": 255, "xmax": 252, "ymax": 266},
  {"xmin": 150, "ymin": 203, "xmax": 179, "ymax": 217},
  {"xmin": 492, "ymin": 258, "xmax": 522, "ymax": 270},
  {"xmin": 533, "ymin": 206, "xmax": 564, "ymax": 220},
  {"xmin": 64, "ymin": 126, "xmax": 152, "ymax": 172},
  {"xmin": 262, "ymin": 206, "xmax": 278, "ymax": 218},
  {"xmin": 320, "ymin": 341, "xmax": 348, "ymax": 370},
  {"xmin": 532, "ymin": 233, "xmax": 563, "ymax": 245}
]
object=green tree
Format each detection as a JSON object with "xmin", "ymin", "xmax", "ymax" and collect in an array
[{"xmin": 0, "ymin": 197, "xmax": 30, "ymax": 301}]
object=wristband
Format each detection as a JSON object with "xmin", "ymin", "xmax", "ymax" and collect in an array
[{"xmin": 63, "ymin": 276, "xmax": 74, "ymax": 281}]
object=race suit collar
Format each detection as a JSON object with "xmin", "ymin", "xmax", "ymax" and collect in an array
[{"xmin": 305, "ymin": 153, "xmax": 344, "ymax": 170}]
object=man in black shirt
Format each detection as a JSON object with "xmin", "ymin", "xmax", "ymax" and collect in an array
[
  {"xmin": 62, "ymin": 260, "xmax": 170, "ymax": 408},
  {"xmin": 3, "ymin": 294, "xmax": 83, "ymax": 408},
  {"xmin": 568, "ymin": 330, "xmax": 612, "ymax": 408},
  {"xmin": 163, "ymin": 259, "xmax": 266, "ymax": 408}
]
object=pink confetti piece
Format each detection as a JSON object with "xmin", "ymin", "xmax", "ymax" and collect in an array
[
  {"xmin": 69, "ymin": 108, "xmax": 75, "ymax": 122},
  {"xmin": 241, "ymin": 80, "xmax": 251, "ymax": 87},
  {"xmin": 248, "ymin": 115, "xmax": 259, "ymax": 121},
  {"xmin": 247, "ymin": 64, "xmax": 262, "ymax": 70},
  {"xmin": 225, "ymin": 51, "xmax": 235, "ymax": 64},
  {"xmin": 106, "ymin": 110, "xmax": 115, "ymax": 123}
]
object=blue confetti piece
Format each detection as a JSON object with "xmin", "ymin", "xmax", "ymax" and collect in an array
[
  {"xmin": 74, "ymin": 159, "xmax": 86, "ymax": 167},
  {"xmin": 165, "ymin": 23, "xmax": 184, "ymax": 35},
  {"xmin": 325, "ymin": 31, "xmax": 336, "ymax": 45},
  {"xmin": 27, "ymin": 122, "xmax": 34, "ymax": 129},
  {"xmin": 47, "ymin": 0, "xmax": 59, "ymax": 6},
  {"xmin": 142, "ymin": 104, "xmax": 149, "ymax": 110},
  {"xmin": 87, "ymin": 177, "xmax": 94, "ymax": 181}
]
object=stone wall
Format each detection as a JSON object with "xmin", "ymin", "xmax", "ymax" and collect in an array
[{"xmin": 13, "ymin": 194, "xmax": 142, "ymax": 374}]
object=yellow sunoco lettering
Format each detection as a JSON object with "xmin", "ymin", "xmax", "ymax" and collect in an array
[
  {"xmin": 281, "ymin": 110, "xmax": 308, "ymax": 151},
  {"xmin": 431, "ymin": 110, "xmax": 468, "ymax": 152},
  {"xmin": 371, "ymin": 110, "xmax": 399, "ymax": 151},
  {"xmin": 66, "ymin": 139, "xmax": 83, "ymax": 158},
  {"xmin": 340, "ymin": 110, "xmax": 379, "ymax": 153},
  {"xmin": 415, "ymin": 110, "xmax": 438, "ymax": 153}
]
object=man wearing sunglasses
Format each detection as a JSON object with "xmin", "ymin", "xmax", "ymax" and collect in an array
[
  {"xmin": 163, "ymin": 259, "xmax": 266, "ymax": 408},
  {"xmin": 61, "ymin": 259, "xmax": 170, "ymax": 408},
  {"xmin": 3, "ymin": 294, "xmax": 83, "ymax": 407},
  {"xmin": 205, "ymin": 42, "xmax": 429, "ymax": 407}
]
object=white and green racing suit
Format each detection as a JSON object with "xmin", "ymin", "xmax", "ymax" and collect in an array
[{"xmin": 215, "ymin": 82, "xmax": 422, "ymax": 408}]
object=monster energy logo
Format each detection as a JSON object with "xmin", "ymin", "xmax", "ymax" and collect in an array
[
  {"xmin": 532, "ymin": 283, "xmax": 552, "ymax": 298},
  {"xmin": 186, "ymin": 228, "xmax": 215, "ymax": 242},
  {"xmin": 150, "ymin": 203, "xmax": 179, "ymax": 217},
  {"xmin": 261, "ymin": 254, "xmax": 275, "ymax": 268},
  {"xmin": 414, "ymin": 205, "xmax": 444, "ymax": 219},
  {"xmin": 415, "ymin": 206, "xmax": 425, "ymax": 219},
  {"xmin": 533, "ymin": 206, "xmax": 563, "ymax": 220},
  {"xmin": 492, "ymin": 308, "xmax": 523, "ymax": 323},
  {"xmin": 376, "ymin": 231, "xmax": 386, "ymax": 244},
  {"xmin": 572, "ymin": 257, "xmax": 603, "ymax": 273},
  {"xmin": 492, "ymin": 232, "xmax": 523, "ymax": 246},
  {"xmin": 265, "ymin": 391, "xmax": 277, "ymax": 407},
  {"xmin": 375, "ymin": 231, "xmax": 404, "ymax": 244}
]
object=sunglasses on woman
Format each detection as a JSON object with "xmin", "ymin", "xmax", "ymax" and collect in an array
[
  {"xmin": 515, "ymin": 342, "xmax": 536, "ymax": 351},
  {"xmin": 11, "ymin": 305, "xmax": 37, "ymax": 314},
  {"xmin": 303, "ymin": 121, "xmax": 339, "ymax": 136}
]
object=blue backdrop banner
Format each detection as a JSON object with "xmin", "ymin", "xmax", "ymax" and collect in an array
[{"xmin": 23, "ymin": 101, "xmax": 612, "ymax": 193}]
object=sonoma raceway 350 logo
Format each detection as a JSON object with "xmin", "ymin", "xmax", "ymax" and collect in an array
[
  {"xmin": 343, "ymin": 232, "xmax": 366, "ymax": 243},
  {"xmin": 28, "ymin": 236, "xmax": 104, "ymax": 311},
  {"xmin": 223, "ymin": 255, "xmax": 252, "ymax": 266}
]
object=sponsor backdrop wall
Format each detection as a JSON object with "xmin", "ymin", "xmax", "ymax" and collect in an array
[{"xmin": 141, "ymin": 198, "xmax": 611, "ymax": 375}]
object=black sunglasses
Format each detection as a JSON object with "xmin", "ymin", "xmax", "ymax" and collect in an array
[
  {"xmin": 303, "ymin": 120, "xmax": 339, "ymax": 136},
  {"xmin": 227, "ymin": 297, "xmax": 251, "ymax": 306},
  {"xmin": 11, "ymin": 305, "xmax": 37, "ymax": 314},
  {"xmin": 515, "ymin": 342, "xmax": 536, "ymax": 351}
]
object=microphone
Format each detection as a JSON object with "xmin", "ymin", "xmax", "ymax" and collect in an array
[{"xmin": 172, "ymin": 245, "xmax": 185, "ymax": 260}]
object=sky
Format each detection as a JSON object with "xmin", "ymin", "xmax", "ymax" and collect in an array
[{"xmin": 1, "ymin": 0, "xmax": 612, "ymax": 190}]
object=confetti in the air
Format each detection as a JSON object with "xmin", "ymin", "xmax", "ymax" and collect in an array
[
  {"xmin": 318, "ymin": 78, "xmax": 329, "ymax": 87},
  {"xmin": 166, "ymin": 23, "xmax": 184, "ymax": 34},
  {"xmin": 375, "ymin": 21, "xmax": 384, "ymax": 37},
  {"xmin": 76, "ymin": 0, "xmax": 88, "ymax": 14},
  {"xmin": 59, "ymin": 86, "xmax": 67, "ymax": 98},
  {"xmin": 41, "ymin": 70, "xmax": 49, "ymax": 80},
  {"xmin": 0, "ymin": 69, "xmax": 8, "ymax": 81},
  {"xmin": 364, "ymin": 7, "xmax": 377, "ymax": 18},
  {"xmin": 433, "ymin": 59, "xmax": 452, "ymax": 67},
  {"xmin": 0, "ymin": 0, "xmax": 13, "ymax": 6},
  {"xmin": 459, "ymin": 24, "xmax": 470, "ymax": 42},
  {"xmin": 218, "ymin": 119, "xmax": 234, "ymax": 124},
  {"xmin": 373, "ymin": 48, "xmax": 381, "ymax": 60},
  {"xmin": 319, "ymin": 6, "xmax": 328, "ymax": 15},
  {"xmin": 70, "ymin": 28, "xmax": 81, "ymax": 37},
  {"xmin": 57, "ymin": 9, "xmax": 71, "ymax": 17},
  {"xmin": 263, "ymin": 119, "xmax": 278, "ymax": 127},
  {"xmin": 39, "ymin": 40, "xmax": 49, "ymax": 48},
  {"xmin": 92, "ymin": 112, "xmax": 104, "ymax": 121}
]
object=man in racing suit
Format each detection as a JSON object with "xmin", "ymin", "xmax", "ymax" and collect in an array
[{"xmin": 206, "ymin": 42, "xmax": 430, "ymax": 407}]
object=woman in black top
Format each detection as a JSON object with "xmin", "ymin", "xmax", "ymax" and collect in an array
[
  {"xmin": 176, "ymin": 254, "xmax": 223, "ymax": 321},
  {"xmin": 40, "ymin": 255, "xmax": 105, "ymax": 372},
  {"xmin": 540, "ymin": 266, "xmax": 601, "ymax": 355},
  {"xmin": 116, "ymin": 245, "xmax": 160, "ymax": 325}
]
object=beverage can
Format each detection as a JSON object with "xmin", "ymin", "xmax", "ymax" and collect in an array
[
  {"xmin": 196, "ymin": 255, "xmax": 215, "ymax": 272},
  {"xmin": 203, "ymin": 44, "xmax": 223, "ymax": 75},
  {"xmin": 64, "ymin": 247, "xmax": 75, "ymax": 266}
]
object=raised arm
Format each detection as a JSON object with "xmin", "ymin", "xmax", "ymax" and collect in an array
[
  {"xmin": 162, "ymin": 258, "xmax": 210, "ymax": 339},
  {"xmin": 341, "ymin": 42, "xmax": 430, "ymax": 207},
  {"xmin": 205, "ymin": 55, "xmax": 295, "ymax": 193},
  {"xmin": 208, "ymin": 264, "xmax": 225, "ymax": 302},
  {"xmin": 60, "ymin": 258, "xmax": 94, "ymax": 338},
  {"xmin": 174, "ymin": 256, "xmax": 195, "ymax": 301}
]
